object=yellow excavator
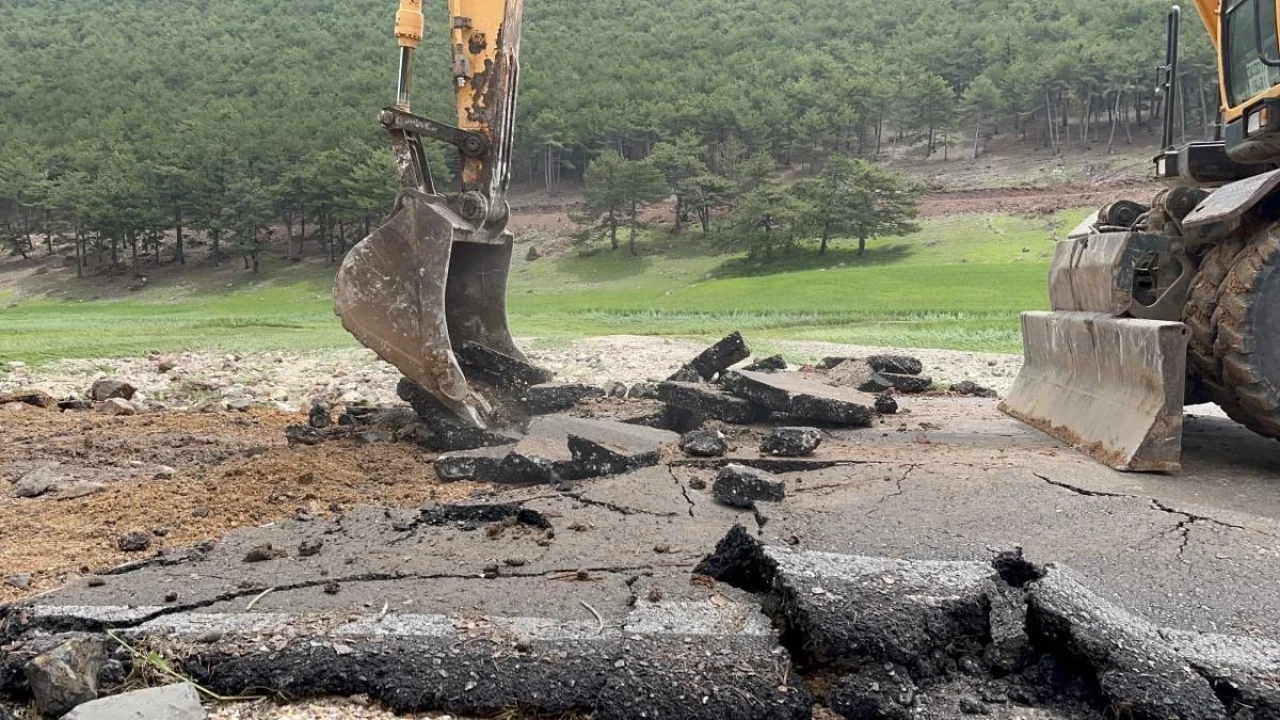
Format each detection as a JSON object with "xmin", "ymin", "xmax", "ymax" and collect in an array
[{"xmin": 1003, "ymin": 1, "xmax": 1280, "ymax": 471}]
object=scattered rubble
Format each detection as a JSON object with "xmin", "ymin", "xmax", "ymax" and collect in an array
[
  {"xmin": 88, "ymin": 379, "xmax": 136, "ymax": 402},
  {"xmin": 880, "ymin": 372, "xmax": 934, "ymax": 394},
  {"xmin": 115, "ymin": 531, "xmax": 151, "ymax": 552},
  {"xmin": 743, "ymin": 355, "xmax": 788, "ymax": 372},
  {"xmin": 60, "ymin": 683, "xmax": 206, "ymax": 720},
  {"xmin": 712, "ymin": 463, "xmax": 786, "ymax": 508},
  {"xmin": 433, "ymin": 415, "xmax": 676, "ymax": 484},
  {"xmin": 679, "ymin": 429, "xmax": 728, "ymax": 457},
  {"xmin": 867, "ymin": 354, "xmax": 925, "ymax": 376},
  {"xmin": 0, "ymin": 390, "xmax": 55, "ymax": 409},
  {"xmin": 25, "ymin": 636, "xmax": 106, "ymax": 718},
  {"xmin": 721, "ymin": 370, "xmax": 877, "ymax": 426},
  {"xmin": 97, "ymin": 398, "xmax": 137, "ymax": 416},
  {"xmin": 668, "ymin": 331, "xmax": 751, "ymax": 382},
  {"xmin": 308, "ymin": 400, "xmax": 331, "ymax": 428},
  {"xmin": 875, "ymin": 394, "xmax": 899, "ymax": 415},
  {"xmin": 658, "ymin": 381, "xmax": 769, "ymax": 425},
  {"xmin": 761, "ymin": 427, "xmax": 822, "ymax": 457},
  {"xmin": 456, "ymin": 342, "xmax": 554, "ymax": 388},
  {"xmin": 14, "ymin": 466, "xmax": 67, "ymax": 498},
  {"xmin": 952, "ymin": 380, "xmax": 998, "ymax": 399},
  {"xmin": 524, "ymin": 382, "xmax": 606, "ymax": 414}
]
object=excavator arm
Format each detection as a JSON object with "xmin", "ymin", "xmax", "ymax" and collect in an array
[{"xmin": 334, "ymin": 0, "xmax": 528, "ymax": 428}]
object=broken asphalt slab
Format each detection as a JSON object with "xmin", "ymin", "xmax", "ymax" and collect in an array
[
  {"xmin": 434, "ymin": 415, "xmax": 678, "ymax": 484},
  {"xmin": 721, "ymin": 370, "xmax": 877, "ymax": 426}
]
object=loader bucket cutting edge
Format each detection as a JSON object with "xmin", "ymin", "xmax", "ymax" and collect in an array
[
  {"xmin": 999, "ymin": 311, "xmax": 1190, "ymax": 472},
  {"xmin": 334, "ymin": 189, "xmax": 522, "ymax": 429}
]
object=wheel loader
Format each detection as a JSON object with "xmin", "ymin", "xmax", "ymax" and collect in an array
[{"xmin": 1002, "ymin": 1, "xmax": 1280, "ymax": 471}]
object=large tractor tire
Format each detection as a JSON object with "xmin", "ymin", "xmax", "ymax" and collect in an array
[
  {"xmin": 1186, "ymin": 225, "xmax": 1280, "ymax": 437},
  {"xmin": 1186, "ymin": 235, "xmax": 1247, "ymax": 412},
  {"xmin": 1214, "ymin": 228, "xmax": 1280, "ymax": 437}
]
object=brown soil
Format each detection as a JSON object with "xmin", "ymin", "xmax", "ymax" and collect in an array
[
  {"xmin": 0, "ymin": 408, "xmax": 483, "ymax": 603},
  {"xmin": 916, "ymin": 182, "xmax": 1164, "ymax": 218}
]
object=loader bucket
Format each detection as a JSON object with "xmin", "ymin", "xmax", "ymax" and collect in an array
[
  {"xmin": 334, "ymin": 189, "xmax": 523, "ymax": 428},
  {"xmin": 999, "ymin": 311, "xmax": 1190, "ymax": 472}
]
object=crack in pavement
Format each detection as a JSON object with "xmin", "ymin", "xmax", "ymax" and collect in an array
[
  {"xmin": 667, "ymin": 465, "xmax": 697, "ymax": 518},
  {"xmin": 1035, "ymin": 473, "xmax": 1273, "ymax": 542},
  {"xmin": 19, "ymin": 562, "xmax": 694, "ymax": 637},
  {"xmin": 561, "ymin": 492, "xmax": 679, "ymax": 518},
  {"xmin": 864, "ymin": 463, "xmax": 921, "ymax": 517}
]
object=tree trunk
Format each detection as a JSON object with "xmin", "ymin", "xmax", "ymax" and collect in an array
[
  {"xmin": 284, "ymin": 211, "xmax": 294, "ymax": 260},
  {"xmin": 628, "ymin": 201, "xmax": 639, "ymax": 256},
  {"xmin": 211, "ymin": 228, "xmax": 221, "ymax": 264},
  {"xmin": 175, "ymin": 207, "xmax": 185, "ymax": 265},
  {"xmin": 820, "ymin": 226, "xmax": 830, "ymax": 255},
  {"xmin": 608, "ymin": 208, "xmax": 618, "ymax": 250},
  {"xmin": 299, "ymin": 204, "xmax": 307, "ymax": 256},
  {"xmin": 130, "ymin": 230, "xmax": 140, "ymax": 278},
  {"xmin": 1107, "ymin": 90, "xmax": 1120, "ymax": 154},
  {"xmin": 857, "ymin": 237, "xmax": 867, "ymax": 256},
  {"xmin": 973, "ymin": 109, "xmax": 982, "ymax": 159},
  {"xmin": 75, "ymin": 225, "xmax": 84, "ymax": 278}
]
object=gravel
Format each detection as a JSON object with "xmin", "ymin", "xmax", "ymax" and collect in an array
[{"xmin": 0, "ymin": 337, "xmax": 1023, "ymax": 410}]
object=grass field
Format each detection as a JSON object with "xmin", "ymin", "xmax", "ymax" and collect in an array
[{"xmin": 0, "ymin": 210, "xmax": 1088, "ymax": 365}]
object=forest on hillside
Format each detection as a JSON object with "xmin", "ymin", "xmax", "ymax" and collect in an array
[{"xmin": 0, "ymin": 0, "xmax": 1219, "ymax": 271}]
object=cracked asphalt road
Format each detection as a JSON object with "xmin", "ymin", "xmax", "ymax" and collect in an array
[{"xmin": 15, "ymin": 396, "xmax": 1280, "ymax": 642}]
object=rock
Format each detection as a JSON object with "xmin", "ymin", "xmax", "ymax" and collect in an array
[
  {"xmin": 116, "ymin": 530, "xmax": 151, "ymax": 552},
  {"xmin": 243, "ymin": 544, "xmax": 285, "ymax": 563},
  {"xmin": 497, "ymin": 415, "xmax": 677, "ymax": 483},
  {"xmin": 817, "ymin": 356, "xmax": 854, "ymax": 370},
  {"xmin": 298, "ymin": 539, "xmax": 324, "ymax": 557},
  {"xmin": 98, "ymin": 398, "xmax": 137, "ymax": 417},
  {"xmin": 688, "ymin": 477, "xmax": 707, "ymax": 490},
  {"xmin": 721, "ymin": 370, "xmax": 877, "ymax": 427},
  {"xmin": 338, "ymin": 390, "xmax": 364, "ymax": 405},
  {"xmin": 825, "ymin": 360, "xmax": 895, "ymax": 393},
  {"xmin": 456, "ymin": 341, "xmax": 554, "ymax": 387},
  {"xmin": 284, "ymin": 425, "xmax": 325, "ymax": 446},
  {"xmin": 15, "ymin": 466, "xmax": 68, "ymax": 498},
  {"xmin": 668, "ymin": 331, "xmax": 751, "ymax": 382},
  {"xmin": 604, "ymin": 381, "xmax": 629, "ymax": 398},
  {"xmin": 628, "ymin": 382, "xmax": 659, "ymax": 399},
  {"xmin": 667, "ymin": 365, "xmax": 702, "ymax": 383},
  {"xmin": 57, "ymin": 399, "xmax": 92, "ymax": 412},
  {"xmin": 524, "ymin": 383, "xmax": 606, "ymax": 414},
  {"xmin": 829, "ymin": 663, "xmax": 917, "ymax": 720},
  {"xmin": 743, "ymin": 354, "xmax": 787, "ymax": 372},
  {"xmin": 57, "ymin": 482, "xmax": 108, "ymax": 500},
  {"xmin": 867, "ymin": 354, "xmax": 924, "ymax": 376},
  {"xmin": 658, "ymin": 381, "xmax": 769, "ymax": 424},
  {"xmin": 89, "ymin": 379, "xmax": 136, "ymax": 402},
  {"xmin": 761, "ymin": 427, "xmax": 822, "ymax": 457},
  {"xmin": 875, "ymin": 394, "xmax": 900, "ymax": 415},
  {"xmin": 26, "ymin": 636, "xmax": 106, "ymax": 718},
  {"xmin": 225, "ymin": 398, "xmax": 255, "ymax": 412},
  {"xmin": 992, "ymin": 547, "xmax": 1046, "ymax": 587},
  {"xmin": 309, "ymin": 400, "xmax": 332, "ymax": 429},
  {"xmin": 679, "ymin": 429, "xmax": 727, "ymax": 457},
  {"xmin": 0, "ymin": 401, "xmax": 25, "ymax": 415},
  {"xmin": 0, "ymin": 389, "xmax": 56, "ymax": 408},
  {"xmin": 564, "ymin": 421, "xmax": 677, "ymax": 479},
  {"xmin": 713, "ymin": 464, "xmax": 785, "ymax": 509},
  {"xmin": 153, "ymin": 465, "xmax": 176, "ymax": 480},
  {"xmin": 952, "ymin": 380, "xmax": 998, "ymax": 399},
  {"xmin": 60, "ymin": 682, "xmax": 206, "ymax": 720},
  {"xmin": 397, "ymin": 378, "xmax": 520, "ymax": 452},
  {"xmin": 880, "ymin": 372, "xmax": 934, "ymax": 394},
  {"xmin": 157, "ymin": 358, "xmax": 180, "ymax": 373},
  {"xmin": 435, "ymin": 444, "xmax": 515, "ymax": 483},
  {"xmin": 6, "ymin": 574, "xmax": 31, "ymax": 589}
]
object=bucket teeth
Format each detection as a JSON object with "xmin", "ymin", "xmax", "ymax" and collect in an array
[
  {"xmin": 1000, "ymin": 312, "xmax": 1189, "ymax": 472},
  {"xmin": 334, "ymin": 190, "xmax": 522, "ymax": 429}
]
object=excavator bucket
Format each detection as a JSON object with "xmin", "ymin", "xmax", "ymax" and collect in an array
[
  {"xmin": 334, "ymin": 189, "xmax": 523, "ymax": 428},
  {"xmin": 1000, "ymin": 312, "xmax": 1189, "ymax": 472}
]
